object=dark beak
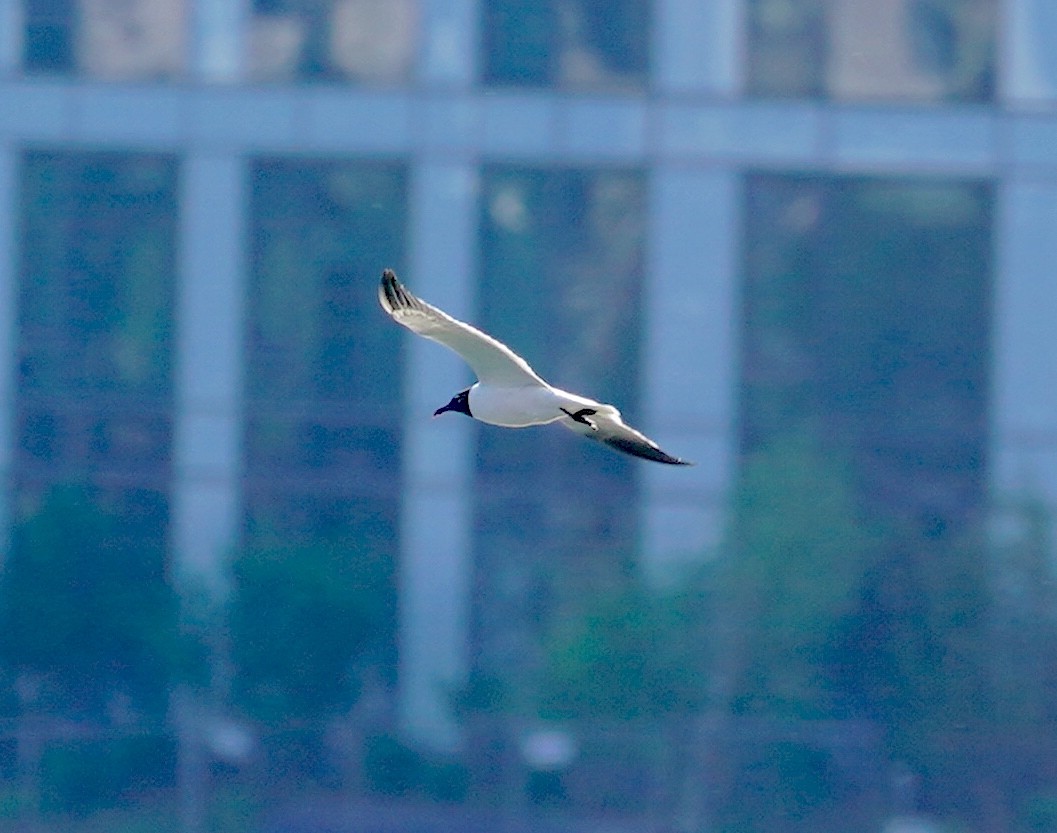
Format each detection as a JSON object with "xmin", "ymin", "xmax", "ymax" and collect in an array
[{"xmin": 433, "ymin": 403, "xmax": 452, "ymax": 417}]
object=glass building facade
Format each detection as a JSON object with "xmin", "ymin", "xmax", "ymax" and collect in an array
[{"xmin": 0, "ymin": 0, "xmax": 1055, "ymax": 759}]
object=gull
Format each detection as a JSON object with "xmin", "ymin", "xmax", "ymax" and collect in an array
[{"xmin": 378, "ymin": 269, "xmax": 691, "ymax": 465}]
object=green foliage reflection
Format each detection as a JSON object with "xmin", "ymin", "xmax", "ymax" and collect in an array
[
  {"xmin": 0, "ymin": 486, "xmax": 181, "ymax": 717},
  {"xmin": 230, "ymin": 535, "xmax": 395, "ymax": 724}
]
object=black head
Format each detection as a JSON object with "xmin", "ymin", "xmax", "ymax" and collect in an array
[{"xmin": 434, "ymin": 388, "xmax": 472, "ymax": 418}]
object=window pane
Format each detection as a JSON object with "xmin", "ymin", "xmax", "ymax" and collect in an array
[
  {"xmin": 247, "ymin": 0, "xmax": 417, "ymax": 82},
  {"xmin": 474, "ymin": 166, "xmax": 647, "ymax": 681},
  {"xmin": 483, "ymin": 0, "xmax": 650, "ymax": 89},
  {"xmin": 12, "ymin": 154, "xmax": 176, "ymax": 716},
  {"xmin": 17, "ymin": 151, "xmax": 177, "ymax": 503},
  {"xmin": 741, "ymin": 173, "xmax": 993, "ymax": 531},
  {"xmin": 748, "ymin": 0, "xmax": 996, "ymax": 102},
  {"xmin": 245, "ymin": 158, "xmax": 407, "ymax": 548},
  {"xmin": 23, "ymin": 0, "xmax": 188, "ymax": 79},
  {"xmin": 15, "ymin": 149, "xmax": 175, "ymax": 686},
  {"xmin": 244, "ymin": 158, "xmax": 405, "ymax": 687}
]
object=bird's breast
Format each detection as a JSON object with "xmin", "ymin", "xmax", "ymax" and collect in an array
[{"xmin": 468, "ymin": 384, "xmax": 571, "ymax": 428}]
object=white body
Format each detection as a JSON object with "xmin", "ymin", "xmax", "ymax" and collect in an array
[{"xmin": 468, "ymin": 383, "xmax": 614, "ymax": 429}]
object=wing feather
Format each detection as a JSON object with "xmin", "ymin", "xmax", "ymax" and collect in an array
[
  {"xmin": 561, "ymin": 408, "xmax": 692, "ymax": 466},
  {"xmin": 379, "ymin": 269, "xmax": 546, "ymax": 387}
]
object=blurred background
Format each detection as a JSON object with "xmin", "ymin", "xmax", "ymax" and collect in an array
[{"xmin": 0, "ymin": 0, "xmax": 1055, "ymax": 831}]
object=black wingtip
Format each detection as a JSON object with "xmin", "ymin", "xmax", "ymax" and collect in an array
[
  {"xmin": 380, "ymin": 268, "xmax": 399, "ymax": 299},
  {"xmin": 380, "ymin": 268, "xmax": 421, "ymax": 314},
  {"xmin": 379, "ymin": 269, "xmax": 397, "ymax": 312},
  {"xmin": 602, "ymin": 436, "xmax": 694, "ymax": 466},
  {"xmin": 655, "ymin": 454, "xmax": 695, "ymax": 466}
]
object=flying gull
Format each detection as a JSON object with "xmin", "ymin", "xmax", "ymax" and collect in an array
[{"xmin": 378, "ymin": 269, "xmax": 691, "ymax": 465}]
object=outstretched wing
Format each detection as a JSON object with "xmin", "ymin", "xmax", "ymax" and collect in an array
[
  {"xmin": 378, "ymin": 269, "xmax": 546, "ymax": 388},
  {"xmin": 561, "ymin": 406, "xmax": 692, "ymax": 466}
]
